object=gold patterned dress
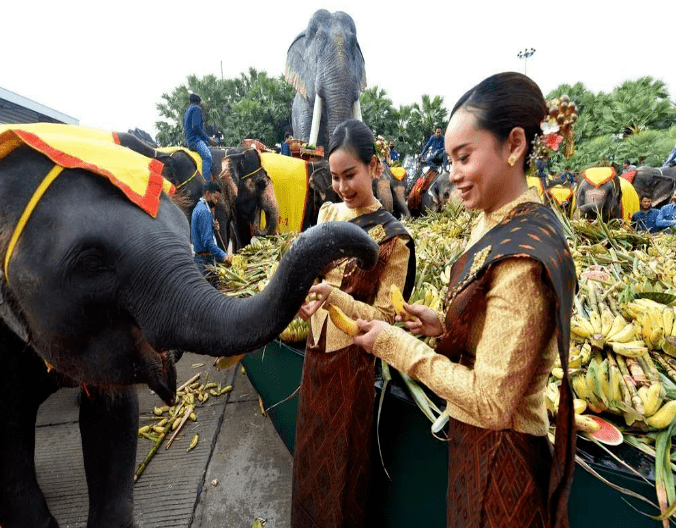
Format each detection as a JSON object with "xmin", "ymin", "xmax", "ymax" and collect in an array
[
  {"xmin": 372, "ymin": 189, "xmax": 577, "ymax": 528},
  {"xmin": 291, "ymin": 201, "xmax": 415, "ymax": 528}
]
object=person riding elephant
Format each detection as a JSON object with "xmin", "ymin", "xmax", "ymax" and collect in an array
[
  {"xmin": 0, "ymin": 124, "xmax": 379, "ymax": 528},
  {"xmin": 285, "ymin": 9, "xmax": 366, "ymax": 149},
  {"xmin": 421, "ymin": 126, "xmax": 446, "ymax": 166},
  {"xmin": 631, "ymin": 166, "xmax": 676, "ymax": 208},
  {"xmin": 219, "ymin": 147, "xmax": 280, "ymax": 250},
  {"xmin": 184, "ymin": 92, "xmax": 217, "ymax": 181},
  {"xmin": 573, "ymin": 166, "xmax": 639, "ymax": 222}
]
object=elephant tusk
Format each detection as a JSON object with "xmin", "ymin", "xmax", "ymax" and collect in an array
[
  {"xmin": 353, "ymin": 99, "xmax": 362, "ymax": 121},
  {"xmin": 309, "ymin": 96, "xmax": 323, "ymax": 147}
]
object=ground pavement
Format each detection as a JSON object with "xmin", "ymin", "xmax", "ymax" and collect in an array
[{"xmin": 35, "ymin": 352, "xmax": 294, "ymax": 528}]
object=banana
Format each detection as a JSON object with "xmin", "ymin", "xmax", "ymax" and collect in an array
[
  {"xmin": 586, "ymin": 355, "xmax": 608, "ymax": 409},
  {"xmin": 390, "ymin": 284, "xmax": 418, "ymax": 322},
  {"xmin": 571, "ymin": 373, "xmax": 591, "ymax": 400},
  {"xmin": 662, "ymin": 336, "xmax": 676, "ymax": 357},
  {"xmin": 671, "ymin": 306, "xmax": 676, "ymax": 337},
  {"xmin": 610, "ymin": 341, "xmax": 649, "ymax": 358},
  {"xmin": 646, "ymin": 400, "xmax": 676, "ymax": 429},
  {"xmin": 589, "ymin": 309, "xmax": 603, "ymax": 336},
  {"xmin": 575, "ymin": 414, "xmax": 601, "ymax": 433},
  {"xmin": 662, "ymin": 306, "xmax": 674, "ymax": 337},
  {"xmin": 608, "ymin": 363, "xmax": 624, "ymax": 404},
  {"xmin": 639, "ymin": 382, "xmax": 663, "ymax": 417},
  {"xmin": 571, "ymin": 314, "xmax": 594, "ymax": 339},
  {"xmin": 606, "ymin": 322, "xmax": 636, "ymax": 343},
  {"xmin": 327, "ymin": 305, "xmax": 360, "ymax": 336},
  {"xmin": 598, "ymin": 358, "xmax": 613, "ymax": 406},
  {"xmin": 605, "ymin": 314, "xmax": 629, "ymax": 341},
  {"xmin": 600, "ymin": 306, "xmax": 614, "ymax": 337},
  {"xmin": 187, "ymin": 434, "xmax": 199, "ymax": 451},
  {"xmin": 573, "ymin": 398, "xmax": 588, "ymax": 414}
]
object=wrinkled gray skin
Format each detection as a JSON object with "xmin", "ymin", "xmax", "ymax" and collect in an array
[
  {"xmin": 574, "ymin": 174, "xmax": 623, "ymax": 221},
  {"xmin": 302, "ymin": 160, "xmax": 340, "ymax": 230},
  {"xmin": 218, "ymin": 148, "xmax": 280, "ymax": 251},
  {"xmin": 0, "ymin": 146, "xmax": 378, "ymax": 528},
  {"xmin": 420, "ymin": 171, "xmax": 458, "ymax": 214},
  {"xmin": 286, "ymin": 9, "xmax": 367, "ymax": 148},
  {"xmin": 374, "ymin": 165, "xmax": 410, "ymax": 219},
  {"xmin": 631, "ymin": 166, "xmax": 676, "ymax": 208}
]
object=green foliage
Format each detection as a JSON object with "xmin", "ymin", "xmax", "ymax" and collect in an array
[{"xmin": 155, "ymin": 69, "xmax": 294, "ymax": 148}]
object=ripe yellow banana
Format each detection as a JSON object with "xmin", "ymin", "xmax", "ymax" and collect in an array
[
  {"xmin": 646, "ymin": 400, "xmax": 676, "ymax": 429},
  {"xmin": 589, "ymin": 310, "xmax": 603, "ymax": 336},
  {"xmin": 671, "ymin": 307, "xmax": 676, "ymax": 337},
  {"xmin": 605, "ymin": 314, "xmax": 629, "ymax": 341},
  {"xmin": 327, "ymin": 305, "xmax": 360, "ymax": 336},
  {"xmin": 573, "ymin": 398, "xmax": 588, "ymax": 414},
  {"xmin": 639, "ymin": 382, "xmax": 663, "ymax": 417},
  {"xmin": 606, "ymin": 322, "xmax": 636, "ymax": 344},
  {"xmin": 600, "ymin": 306, "xmax": 614, "ymax": 337},
  {"xmin": 572, "ymin": 373, "xmax": 591, "ymax": 400},
  {"xmin": 598, "ymin": 359, "xmax": 613, "ymax": 406},
  {"xmin": 662, "ymin": 336, "xmax": 676, "ymax": 357},
  {"xmin": 611, "ymin": 341, "xmax": 649, "ymax": 358},
  {"xmin": 662, "ymin": 307, "xmax": 674, "ymax": 337},
  {"xmin": 390, "ymin": 284, "xmax": 418, "ymax": 322},
  {"xmin": 574, "ymin": 414, "xmax": 601, "ymax": 433}
]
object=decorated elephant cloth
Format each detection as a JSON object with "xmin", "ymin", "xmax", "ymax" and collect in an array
[
  {"xmin": 0, "ymin": 124, "xmax": 174, "ymax": 217},
  {"xmin": 390, "ymin": 166, "xmax": 407, "ymax": 182},
  {"xmin": 618, "ymin": 176, "xmax": 640, "ymax": 222},
  {"xmin": 260, "ymin": 152, "xmax": 309, "ymax": 232},
  {"xmin": 547, "ymin": 185, "xmax": 573, "ymax": 206},
  {"xmin": 621, "ymin": 169, "xmax": 638, "ymax": 184},
  {"xmin": 156, "ymin": 146, "xmax": 202, "ymax": 188},
  {"xmin": 526, "ymin": 175, "xmax": 545, "ymax": 197},
  {"xmin": 581, "ymin": 166, "xmax": 616, "ymax": 188}
]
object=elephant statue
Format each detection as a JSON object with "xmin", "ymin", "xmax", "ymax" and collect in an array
[
  {"xmin": 286, "ymin": 9, "xmax": 367, "ymax": 148},
  {"xmin": 573, "ymin": 166, "xmax": 640, "ymax": 223},
  {"xmin": 0, "ymin": 127, "xmax": 379, "ymax": 528},
  {"xmin": 218, "ymin": 147, "xmax": 280, "ymax": 251},
  {"xmin": 420, "ymin": 171, "xmax": 458, "ymax": 214},
  {"xmin": 630, "ymin": 166, "xmax": 676, "ymax": 208}
]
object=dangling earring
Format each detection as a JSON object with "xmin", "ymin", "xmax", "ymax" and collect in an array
[{"xmin": 508, "ymin": 154, "xmax": 516, "ymax": 167}]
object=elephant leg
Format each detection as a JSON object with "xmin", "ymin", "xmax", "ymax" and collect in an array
[
  {"xmin": 80, "ymin": 388, "xmax": 138, "ymax": 528},
  {"xmin": 376, "ymin": 178, "xmax": 393, "ymax": 213},
  {"xmin": 0, "ymin": 326, "xmax": 60, "ymax": 528}
]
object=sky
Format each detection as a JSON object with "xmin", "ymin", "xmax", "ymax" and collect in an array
[{"xmin": 2, "ymin": 0, "xmax": 673, "ymax": 140}]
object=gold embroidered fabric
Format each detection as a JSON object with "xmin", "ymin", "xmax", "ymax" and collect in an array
[
  {"xmin": 311, "ymin": 201, "xmax": 411, "ymax": 353},
  {"xmin": 372, "ymin": 188, "xmax": 558, "ymax": 435}
]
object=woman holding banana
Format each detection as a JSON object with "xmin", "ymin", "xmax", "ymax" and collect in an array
[
  {"xmin": 291, "ymin": 119, "xmax": 416, "ymax": 528},
  {"xmin": 354, "ymin": 73, "xmax": 577, "ymax": 528}
]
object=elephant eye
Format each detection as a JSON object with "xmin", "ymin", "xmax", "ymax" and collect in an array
[{"xmin": 77, "ymin": 251, "xmax": 108, "ymax": 273}]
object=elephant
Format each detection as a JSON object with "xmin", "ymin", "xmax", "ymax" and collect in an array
[
  {"xmin": 630, "ymin": 166, "xmax": 676, "ymax": 208},
  {"xmin": 374, "ymin": 164, "xmax": 410, "ymax": 219},
  {"xmin": 286, "ymin": 9, "xmax": 366, "ymax": 149},
  {"xmin": 420, "ymin": 171, "xmax": 459, "ymax": 214},
  {"xmin": 0, "ymin": 134, "xmax": 379, "ymax": 528},
  {"xmin": 573, "ymin": 166, "xmax": 640, "ymax": 223},
  {"xmin": 218, "ymin": 147, "xmax": 280, "ymax": 251}
]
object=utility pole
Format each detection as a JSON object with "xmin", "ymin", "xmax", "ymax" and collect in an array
[{"xmin": 517, "ymin": 48, "xmax": 536, "ymax": 76}]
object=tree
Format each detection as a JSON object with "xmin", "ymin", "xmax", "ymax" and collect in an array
[
  {"xmin": 155, "ymin": 69, "xmax": 294, "ymax": 148},
  {"xmin": 360, "ymin": 86, "xmax": 397, "ymax": 139},
  {"xmin": 407, "ymin": 95, "xmax": 449, "ymax": 153}
]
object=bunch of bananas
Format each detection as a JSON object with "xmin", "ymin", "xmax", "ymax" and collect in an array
[
  {"xmin": 621, "ymin": 297, "xmax": 676, "ymax": 353},
  {"xmin": 279, "ymin": 316, "xmax": 309, "ymax": 343}
]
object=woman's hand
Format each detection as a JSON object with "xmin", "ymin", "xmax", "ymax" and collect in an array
[
  {"xmin": 398, "ymin": 302, "xmax": 444, "ymax": 337},
  {"xmin": 353, "ymin": 319, "xmax": 391, "ymax": 353},
  {"xmin": 297, "ymin": 282, "xmax": 333, "ymax": 321}
]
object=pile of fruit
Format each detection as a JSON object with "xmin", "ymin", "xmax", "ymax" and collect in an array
[{"xmin": 212, "ymin": 204, "xmax": 676, "ymax": 520}]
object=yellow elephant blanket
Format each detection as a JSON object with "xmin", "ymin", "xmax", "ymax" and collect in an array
[
  {"xmin": 618, "ymin": 176, "xmax": 640, "ymax": 222},
  {"xmin": 156, "ymin": 146, "xmax": 202, "ymax": 176},
  {"xmin": 260, "ymin": 152, "xmax": 309, "ymax": 232},
  {"xmin": 0, "ymin": 123, "xmax": 174, "ymax": 218}
]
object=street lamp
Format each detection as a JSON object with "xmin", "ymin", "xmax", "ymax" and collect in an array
[{"xmin": 517, "ymin": 48, "xmax": 536, "ymax": 75}]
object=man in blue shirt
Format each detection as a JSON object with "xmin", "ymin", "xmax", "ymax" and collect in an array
[
  {"xmin": 191, "ymin": 182, "xmax": 227, "ymax": 283},
  {"xmin": 389, "ymin": 139, "xmax": 400, "ymax": 163},
  {"xmin": 664, "ymin": 142, "xmax": 676, "ymax": 167},
  {"xmin": 421, "ymin": 126, "xmax": 445, "ymax": 164},
  {"xmin": 184, "ymin": 92, "xmax": 216, "ymax": 181},
  {"xmin": 560, "ymin": 166, "xmax": 575, "ymax": 186},
  {"xmin": 281, "ymin": 132, "xmax": 292, "ymax": 156},
  {"xmin": 656, "ymin": 189, "xmax": 676, "ymax": 231},
  {"xmin": 631, "ymin": 194, "xmax": 660, "ymax": 233}
]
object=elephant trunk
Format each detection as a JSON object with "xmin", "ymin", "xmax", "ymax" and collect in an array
[
  {"xmin": 257, "ymin": 182, "xmax": 279, "ymax": 236},
  {"xmin": 123, "ymin": 222, "xmax": 378, "ymax": 357}
]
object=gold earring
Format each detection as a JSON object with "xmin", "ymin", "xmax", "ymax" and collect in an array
[{"xmin": 508, "ymin": 154, "xmax": 516, "ymax": 167}]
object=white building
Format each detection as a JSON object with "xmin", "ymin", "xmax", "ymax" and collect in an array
[{"xmin": 0, "ymin": 87, "xmax": 78, "ymax": 125}]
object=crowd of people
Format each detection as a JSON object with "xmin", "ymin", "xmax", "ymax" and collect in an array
[{"xmin": 632, "ymin": 189, "xmax": 676, "ymax": 232}]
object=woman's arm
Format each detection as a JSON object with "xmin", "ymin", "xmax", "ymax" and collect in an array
[{"xmin": 371, "ymin": 258, "xmax": 556, "ymax": 429}]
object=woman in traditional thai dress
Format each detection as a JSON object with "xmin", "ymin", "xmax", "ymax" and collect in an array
[
  {"xmin": 355, "ymin": 72, "xmax": 577, "ymax": 528},
  {"xmin": 290, "ymin": 119, "xmax": 416, "ymax": 528}
]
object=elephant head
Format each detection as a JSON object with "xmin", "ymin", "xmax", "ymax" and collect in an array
[
  {"xmin": 574, "ymin": 167, "xmax": 623, "ymax": 221},
  {"xmin": 219, "ymin": 147, "xmax": 280, "ymax": 249},
  {"xmin": 0, "ymin": 145, "xmax": 378, "ymax": 405},
  {"xmin": 420, "ymin": 171, "xmax": 458, "ymax": 214},
  {"xmin": 631, "ymin": 166, "xmax": 676, "ymax": 208},
  {"xmin": 286, "ymin": 9, "xmax": 367, "ymax": 148}
]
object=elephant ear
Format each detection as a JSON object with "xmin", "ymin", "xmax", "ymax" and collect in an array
[{"xmin": 286, "ymin": 32, "xmax": 308, "ymax": 99}]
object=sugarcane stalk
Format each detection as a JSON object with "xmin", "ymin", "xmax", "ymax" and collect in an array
[
  {"xmin": 626, "ymin": 356, "xmax": 649, "ymax": 386},
  {"xmin": 607, "ymin": 352, "xmax": 633, "ymax": 409},
  {"xmin": 166, "ymin": 404, "xmax": 195, "ymax": 450},
  {"xmin": 616, "ymin": 354, "xmax": 646, "ymax": 415},
  {"xmin": 638, "ymin": 354, "xmax": 661, "ymax": 385},
  {"xmin": 135, "ymin": 431, "xmax": 167, "ymax": 482},
  {"xmin": 177, "ymin": 374, "xmax": 200, "ymax": 393},
  {"xmin": 652, "ymin": 352, "xmax": 676, "ymax": 385}
]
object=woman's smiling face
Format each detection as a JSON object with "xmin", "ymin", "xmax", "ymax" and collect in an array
[
  {"xmin": 329, "ymin": 148, "xmax": 377, "ymax": 209},
  {"xmin": 445, "ymin": 108, "xmax": 517, "ymax": 214}
]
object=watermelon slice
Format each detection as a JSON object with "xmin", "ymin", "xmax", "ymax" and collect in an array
[{"xmin": 586, "ymin": 415, "xmax": 623, "ymax": 446}]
